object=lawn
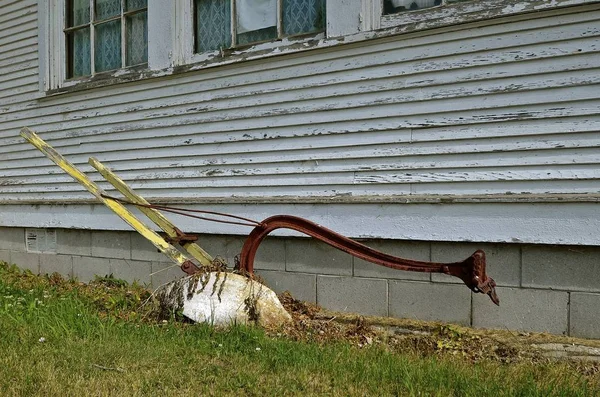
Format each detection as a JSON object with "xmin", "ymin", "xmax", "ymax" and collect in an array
[{"xmin": 0, "ymin": 261, "xmax": 598, "ymax": 396}]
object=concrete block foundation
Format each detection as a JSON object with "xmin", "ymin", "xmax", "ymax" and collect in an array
[
  {"xmin": 389, "ymin": 280, "xmax": 471, "ymax": 325},
  {"xmin": 472, "ymin": 287, "xmax": 569, "ymax": 335},
  {"xmin": 317, "ymin": 275, "xmax": 388, "ymax": 317},
  {"xmin": 569, "ymin": 292, "xmax": 600, "ymax": 340},
  {"xmin": 2, "ymin": 226, "xmax": 600, "ymax": 339}
]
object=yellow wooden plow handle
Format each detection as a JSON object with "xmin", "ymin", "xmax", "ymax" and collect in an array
[
  {"xmin": 88, "ymin": 157, "xmax": 213, "ymax": 266},
  {"xmin": 19, "ymin": 127, "xmax": 196, "ymax": 268}
]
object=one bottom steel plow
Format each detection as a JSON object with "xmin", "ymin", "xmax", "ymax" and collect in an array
[{"xmin": 238, "ymin": 215, "xmax": 499, "ymax": 305}]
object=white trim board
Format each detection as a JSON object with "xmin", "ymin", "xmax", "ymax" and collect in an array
[{"xmin": 0, "ymin": 202, "xmax": 598, "ymax": 246}]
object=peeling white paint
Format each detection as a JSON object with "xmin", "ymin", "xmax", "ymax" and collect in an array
[{"xmin": 502, "ymin": 4, "xmax": 528, "ymax": 14}]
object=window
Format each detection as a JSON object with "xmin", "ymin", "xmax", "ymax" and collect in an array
[
  {"xmin": 194, "ymin": 0, "xmax": 326, "ymax": 53},
  {"xmin": 64, "ymin": 0, "xmax": 148, "ymax": 78},
  {"xmin": 384, "ymin": 0, "xmax": 442, "ymax": 15}
]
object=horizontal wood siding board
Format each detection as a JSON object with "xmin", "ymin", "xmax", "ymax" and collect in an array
[
  {"xmin": 0, "ymin": 3, "xmax": 36, "ymax": 27},
  {"xmin": 6, "ymin": 162, "xmax": 600, "ymax": 192},
  {"xmin": 2, "ymin": 181, "xmax": 598, "ymax": 202},
  {"xmin": 2, "ymin": 55, "xmax": 599, "ymax": 141},
  {"xmin": 0, "ymin": 18, "xmax": 36, "ymax": 42},
  {"xmin": 3, "ymin": 96, "xmax": 599, "ymax": 156},
  {"xmin": 3, "ymin": 127, "xmax": 600, "ymax": 172}
]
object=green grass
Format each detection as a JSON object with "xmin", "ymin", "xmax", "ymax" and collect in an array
[{"xmin": 0, "ymin": 261, "xmax": 597, "ymax": 396}]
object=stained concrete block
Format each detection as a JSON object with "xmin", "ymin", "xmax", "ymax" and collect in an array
[
  {"xmin": 354, "ymin": 239, "xmax": 430, "ymax": 281},
  {"xmin": 91, "ymin": 231, "xmax": 131, "ymax": 259},
  {"xmin": 0, "ymin": 227, "xmax": 25, "ymax": 251},
  {"xmin": 431, "ymin": 242, "xmax": 520, "ymax": 287},
  {"xmin": 57, "ymin": 229, "xmax": 92, "ymax": 256},
  {"xmin": 131, "ymin": 233, "xmax": 165, "ymax": 262},
  {"xmin": 569, "ymin": 292, "xmax": 600, "ymax": 339},
  {"xmin": 257, "ymin": 270, "xmax": 316, "ymax": 303},
  {"xmin": 522, "ymin": 245, "xmax": 600, "ymax": 292},
  {"xmin": 473, "ymin": 287, "xmax": 568, "ymax": 335},
  {"xmin": 389, "ymin": 281, "xmax": 471, "ymax": 325},
  {"xmin": 194, "ymin": 234, "xmax": 243, "ymax": 267},
  {"xmin": 73, "ymin": 256, "xmax": 111, "ymax": 283},
  {"xmin": 110, "ymin": 259, "xmax": 151, "ymax": 286},
  {"xmin": 10, "ymin": 251, "xmax": 40, "ymax": 274},
  {"xmin": 40, "ymin": 254, "xmax": 73, "ymax": 278},
  {"xmin": 253, "ymin": 238, "xmax": 286, "ymax": 271},
  {"xmin": 0, "ymin": 250, "xmax": 10, "ymax": 263},
  {"xmin": 151, "ymin": 261, "xmax": 185, "ymax": 288},
  {"xmin": 317, "ymin": 276, "xmax": 387, "ymax": 316},
  {"xmin": 287, "ymin": 238, "xmax": 352, "ymax": 276}
]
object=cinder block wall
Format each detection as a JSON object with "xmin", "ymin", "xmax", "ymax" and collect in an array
[{"xmin": 1, "ymin": 226, "xmax": 599, "ymax": 339}]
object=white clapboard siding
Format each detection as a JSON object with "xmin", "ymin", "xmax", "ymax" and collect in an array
[{"xmin": 1, "ymin": 0, "xmax": 600, "ymax": 206}]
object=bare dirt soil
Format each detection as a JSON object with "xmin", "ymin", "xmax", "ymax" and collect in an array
[{"xmin": 274, "ymin": 292, "xmax": 600, "ymax": 377}]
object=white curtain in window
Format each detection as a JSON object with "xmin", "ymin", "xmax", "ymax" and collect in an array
[{"xmin": 237, "ymin": 0, "xmax": 276, "ymax": 33}]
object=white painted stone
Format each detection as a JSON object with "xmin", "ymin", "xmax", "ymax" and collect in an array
[{"xmin": 158, "ymin": 272, "xmax": 291, "ymax": 327}]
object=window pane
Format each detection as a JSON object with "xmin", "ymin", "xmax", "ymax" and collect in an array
[
  {"xmin": 95, "ymin": 20, "xmax": 121, "ymax": 72},
  {"xmin": 384, "ymin": 0, "xmax": 442, "ymax": 14},
  {"xmin": 126, "ymin": 11, "xmax": 148, "ymax": 65},
  {"xmin": 283, "ymin": 0, "xmax": 325, "ymax": 36},
  {"xmin": 67, "ymin": 28, "xmax": 91, "ymax": 78},
  {"xmin": 67, "ymin": 0, "xmax": 90, "ymax": 27},
  {"xmin": 236, "ymin": 0, "xmax": 277, "ymax": 45},
  {"xmin": 126, "ymin": 0, "xmax": 147, "ymax": 11},
  {"xmin": 195, "ymin": 0, "xmax": 232, "ymax": 53},
  {"xmin": 95, "ymin": 0, "xmax": 121, "ymax": 20},
  {"xmin": 237, "ymin": 27, "xmax": 277, "ymax": 45}
]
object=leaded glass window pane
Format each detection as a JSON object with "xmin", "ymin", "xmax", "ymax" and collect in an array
[
  {"xmin": 67, "ymin": 0, "xmax": 90, "ymax": 27},
  {"xmin": 95, "ymin": 20, "xmax": 121, "ymax": 72},
  {"xmin": 95, "ymin": 0, "xmax": 121, "ymax": 20},
  {"xmin": 237, "ymin": 27, "xmax": 277, "ymax": 45},
  {"xmin": 67, "ymin": 28, "xmax": 91, "ymax": 77},
  {"xmin": 283, "ymin": 0, "xmax": 325, "ymax": 36},
  {"xmin": 195, "ymin": 0, "xmax": 232, "ymax": 53},
  {"xmin": 126, "ymin": 11, "xmax": 148, "ymax": 65},
  {"xmin": 65, "ymin": 0, "xmax": 147, "ymax": 78},
  {"xmin": 126, "ymin": 0, "xmax": 148, "ymax": 11}
]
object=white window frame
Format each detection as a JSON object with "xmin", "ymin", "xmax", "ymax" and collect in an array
[
  {"xmin": 39, "ymin": 0, "xmax": 152, "ymax": 91},
  {"xmin": 173, "ymin": 0, "xmax": 328, "ymax": 66}
]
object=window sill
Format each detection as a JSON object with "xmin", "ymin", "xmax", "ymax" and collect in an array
[
  {"xmin": 43, "ymin": 64, "xmax": 152, "ymax": 97},
  {"xmin": 183, "ymin": 32, "xmax": 326, "ymax": 71},
  {"xmin": 41, "ymin": 33, "xmax": 327, "ymax": 98}
]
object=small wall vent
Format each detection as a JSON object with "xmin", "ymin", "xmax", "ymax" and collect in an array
[{"xmin": 25, "ymin": 229, "xmax": 57, "ymax": 253}]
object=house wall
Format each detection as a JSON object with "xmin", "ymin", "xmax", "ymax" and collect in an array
[{"xmin": 1, "ymin": 1, "xmax": 600, "ymax": 336}]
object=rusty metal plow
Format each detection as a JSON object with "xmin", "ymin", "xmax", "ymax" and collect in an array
[{"xmin": 20, "ymin": 127, "xmax": 498, "ymax": 327}]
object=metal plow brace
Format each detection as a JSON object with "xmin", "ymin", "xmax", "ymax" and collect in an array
[{"xmin": 238, "ymin": 215, "xmax": 499, "ymax": 305}]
